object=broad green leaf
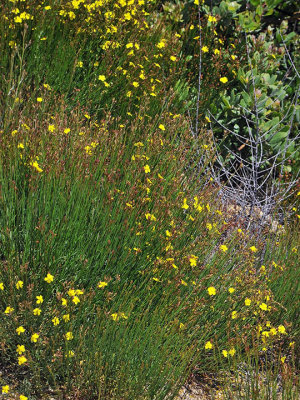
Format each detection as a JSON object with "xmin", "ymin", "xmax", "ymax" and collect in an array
[
  {"xmin": 269, "ymin": 126, "xmax": 289, "ymax": 144},
  {"xmin": 227, "ymin": 1, "xmax": 242, "ymax": 12}
]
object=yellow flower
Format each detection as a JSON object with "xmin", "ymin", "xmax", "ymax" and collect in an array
[
  {"xmin": 16, "ymin": 344, "xmax": 25, "ymax": 354},
  {"xmin": 214, "ymin": 49, "xmax": 220, "ymax": 55},
  {"xmin": 201, "ymin": 46, "xmax": 209, "ymax": 53},
  {"xmin": 281, "ymin": 356, "xmax": 286, "ymax": 363},
  {"xmin": 20, "ymin": 395, "xmax": 28, "ymax": 400},
  {"xmin": 182, "ymin": 198, "xmax": 189, "ymax": 210},
  {"xmin": 2, "ymin": 385, "xmax": 10, "ymax": 394},
  {"xmin": 44, "ymin": 273, "xmax": 54, "ymax": 283},
  {"xmin": 98, "ymin": 281, "xmax": 108, "ymax": 289},
  {"xmin": 205, "ymin": 341, "xmax": 213, "ymax": 350},
  {"xmin": 278, "ymin": 325, "xmax": 286, "ymax": 334},
  {"xmin": 0, "ymin": 282, "xmax": 4, "ymax": 290},
  {"xmin": 33, "ymin": 308, "xmax": 41, "ymax": 316},
  {"xmin": 170, "ymin": 56, "xmax": 177, "ymax": 61},
  {"xmin": 181, "ymin": 280, "xmax": 188, "ymax": 286},
  {"xmin": 159, "ymin": 124, "xmax": 165, "ymax": 131},
  {"xmin": 30, "ymin": 161, "xmax": 43, "ymax": 173},
  {"xmin": 36, "ymin": 295, "xmax": 44, "ymax": 303},
  {"xmin": 63, "ymin": 314, "xmax": 70, "ymax": 322},
  {"xmin": 66, "ymin": 350, "xmax": 75, "ymax": 358},
  {"xmin": 65, "ymin": 332, "xmax": 73, "ymax": 341},
  {"xmin": 222, "ymin": 350, "xmax": 228, "ymax": 357},
  {"xmin": 189, "ymin": 255, "xmax": 198, "ymax": 267},
  {"xmin": 16, "ymin": 326, "xmax": 25, "ymax": 335},
  {"xmin": 52, "ymin": 317, "xmax": 60, "ymax": 326},
  {"xmin": 112, "ymin": 313, "xmax": 119, "ymax": 321},
  {"xmin": 144, "ymin": 165, "xmax": 150, "ymax": 174},
  {"xmin": 231, "ymin": 311, "xmax": 237, "ymax": 319},
  {"xmin": 68, "ymin": 289, "xmax": 76, "ymax": 297},
  {"xmin": 18, "ymin": 143, "xmax": 24, "ymax": 149},
  {"xmin": 64, "ymin": 128, "xmax": 70, "ymax": 134},
  {"xmin": 259, "ymin": 303, "xmax": 268, "ymax": 311},
  {"xmin": 270, "ymin": 328, "xmax": 277, "ymax": 336},
  {"xmin": 48, "ymin": 124, "xmax": 55, "ymax": 132},
  {"xmin": 219, "ymin": 244, "xmax": 228, "ymax": 252},
  {"xmin": 61, "ymin": 298, "xmax": 68, "ymax": 306},
  {"xmin": 16, "ymin": 280, "xmax": 24, "ymax": 289},
  {"xmin": 220, "ymin": 77, "xmax": 228, "ymax": 84},
  {"xmin": 132, "ymin": 81, "xmax": 139, "ymax": 88},
  {"xmin": 205, "ymin": 116, "xmax": 211, "ymax": 123},
  {"xmin": 4, "ymin": 306, "xmax": 14, "ymax": 314},
  {"xmin": 31, "ymin": 333, "xmax": 39, "ymax": 343},
  {"xmin": 37, "ymin": 97, "xmax": 43, "ymax": 102},
  {"xmin": 250, "ymin": 246, "xmax": 258, "ymax": 253},
  {"xmin": 18, "ymin": 355, "xmax": 27, "ymax": 365},
  {"xmin": 208, "ymin": 15, "xmax": 217, "ymax": 22},
  {"xmin": 14, "ymin": 16, "xmax": 23, "ymax": 23},
  {"xmin": 156, "ymin": 40, "xmax": 166, "ymax": 49},
  {"xmin": 228, "ymin": 287, "xmax": 235, "ymax": 294},
  {"xmin": 134, "ymin": 142, "xmax": 144, "ymax": 147},
  {"xmin": 72, "ymin": 296, "xmax": 80, "ymax": 304},
  {"xmin": 245, "ymin": 298, "xmax": 251, "ymax": 306},
  {"xmin": 120, "ymin": 312, "xmax": 128, "ymax": 320},
  {"xmin": 229, "ymin": 348, "xmax": 236, "ymax": 356},
  {"xmin": 207, "ymin": 287, "xmax": 216, "ymax": 296}
]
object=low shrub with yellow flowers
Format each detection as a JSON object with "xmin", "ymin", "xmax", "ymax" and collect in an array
[
  {"xmin": 0, "ymin": 96, "xmax": 298, "ymax": 398},
  {"xmin": 0, "ymin": 0, "xmax": 298, "ymax": 399}
]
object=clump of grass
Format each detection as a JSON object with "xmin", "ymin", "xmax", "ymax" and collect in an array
[
  {"xmin": 0, "ymin": 1, "xmax": 299, "ymax": 399},
  {"xmin": 0, "ymin": 95, "xmax": 298, "ymax": 399}
]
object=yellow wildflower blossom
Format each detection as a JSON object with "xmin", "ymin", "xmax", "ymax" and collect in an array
[
  {"xmin": 16, "ymin": 280, "xmax": 23, "ymax": 289},
  {"xmin": 182, "ymin": 198, "xmax": 189, "ymax": 210},
  {"xmin": 98, "ymin": 281, "xmax": 108, "ymax": 288},
  {"xmin": 220, "ymin": 77, "xmax": 228, "ymax": 83},
  {"xmin": 16, "ymin": 326, "xmax": 25, "ymax": 335},
  {"xmin": 52, "ymin": 317, "xmax": 60, "ymax": 326},
  {"xmin": 4, "ymin": 306, "xmax": 14, "ymax": 314},
  {"xmin": 245, "ymin": 298, "xmax": 251, "ymax": 306},
  {"xmin": 44, "ymin": 273, "xmax": 54, "ymax": 283},
  {"xmin": 18, "ymin": 356, "xmax": 27, "ymax": 365},
  {"xmin": 207, "ymin": 287, "xmax": 216, "ymax": 296},
  {"xmin": 2, "ymin": 385, "xmax": 10, "ymax": 394},
  {"xmin": 205, "ymin": 341, "xmax": 213, "ymax": 350},
  {"xmin": 31, "ymin": 333, "xmax": 39, "ymax": 343},
  {"xmin": 16, "ymin": 345, "xmax": 25, "ymax": 355},
  {"xmin": 66, "ymin": 332, "xmax": 74, "ymax": 340}
]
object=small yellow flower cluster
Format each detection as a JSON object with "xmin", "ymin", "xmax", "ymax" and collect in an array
[{"xmin": 111, "ymin": 312, "xmax": 128, "ymax": 321}]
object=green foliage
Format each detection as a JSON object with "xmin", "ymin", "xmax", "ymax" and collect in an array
[{"xmin": 0, "ymin": 1, "xmax": 299, "ymax": 399}]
